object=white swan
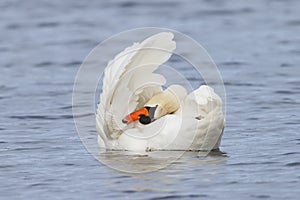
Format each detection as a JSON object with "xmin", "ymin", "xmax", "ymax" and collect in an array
[{"xmin": 96, "ymin": 32, "xmax": 225, "ymax": 152}]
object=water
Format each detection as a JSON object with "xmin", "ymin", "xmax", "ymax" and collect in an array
[{"xmin": 1, "ymin": 0, "xmax": 299, "ymax": 199}]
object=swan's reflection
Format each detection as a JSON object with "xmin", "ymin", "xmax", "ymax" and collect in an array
[
  {"xmin": 98, "ymin": 149, "xmax": 227, "ymax": 194},
  {"xmin": 98, "ymin": 148, "xmax": 227, "ymax": 174}
]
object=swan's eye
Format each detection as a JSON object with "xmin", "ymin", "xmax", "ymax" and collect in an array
[{"xmin": 139, "ymin": 115, "xmax": 151, "ymax": 125}]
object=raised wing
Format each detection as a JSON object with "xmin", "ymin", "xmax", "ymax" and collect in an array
[{"xmin": 96, "ymin": 32, "xmax": 176, "ymax": 140}]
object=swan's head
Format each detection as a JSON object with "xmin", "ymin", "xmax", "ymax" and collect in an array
[
  {"xmin": 122, "ymin": 106, "xmax": 158, "ymax": 125},
  {"xmin": 121, "ymin": 85, "xmax": 185, "ymax": 125}
]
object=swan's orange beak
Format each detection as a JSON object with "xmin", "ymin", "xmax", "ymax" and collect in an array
[{"xmin": 122, "ymin": 108, "xmax": 149, "ymax": 124}]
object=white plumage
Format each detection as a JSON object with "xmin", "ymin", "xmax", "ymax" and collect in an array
[{"xmin": 96, "ymin": 32, "xmax": 225, "ymax": 152}]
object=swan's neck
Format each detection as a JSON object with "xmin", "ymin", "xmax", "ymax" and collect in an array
[{"xmin": 144, "ymin": 88, "xmax": 181, "ymax": 119}]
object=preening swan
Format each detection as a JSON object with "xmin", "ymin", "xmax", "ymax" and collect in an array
[
  {"xmin": 96, "ymin": 32, "xmax": 225, "ymax": 152},
  {"xmin": 122, "ymin": 85, "xmax": 183, "ymax": 125}
]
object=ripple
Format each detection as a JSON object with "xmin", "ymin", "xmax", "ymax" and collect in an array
[
  {"xmin": 286, "ymin": 20, "xmax": 300, "ymax": 26},
  {"xmin": 9, "ymin": 113, "xmax": 92, "ymax": 120},
  {"xmin": 12, "ymin": 147, "xmax": 45, "ymax": 151},
  {"xmin": 59, "ymin": 105, "xmax": 73, "ymax": 110},
  {"xmin": 278, "ymin": 40, "xmax": 293, "ymax": 45},
  {"xmin": 287, "ymin": 81, "xmax": 300, "ymax": 85},
  {"xmin": 0, "ymin": 165, "xmax": 15, "ymax": 169},
  {"xmin": 63, "ymin": 39, "xmax": 97, "ymax": 46},
  {"xmin": 285, "ymin": 162, "xmax": 300, "ymax": 167},
  {"xmin": 196, "ymin": 7, "xmax": 254, "ymax": 17},
  {"xmin": 0, "ymin": 85, "xmax": 17, "ymax": 92},
  {"xmin": 221, "ymin": 61, "xmax": 248, "ymax": 66},
  {"xmin": 10, "ymin": 115, "xmax": 58, "ymax": 120},
  {"xmin": 224, "ymin": 82, "xmax": 260, "ymax": 87},
  {"xmin": 247, "ymin": 117, "xmax": 260, "ymax": 121},
  {"xmin": 122, "ymin": 190, "xmax": 136, "ymax": 194},
  {"xmin": 150, "ymin": 194, "xmax": 208, "ymax": 200},
  {"xmin": 63, "ymin": 61, "xmax": 82, "ymax": 67},
  {"xmin": 118, "ymin": 1, "xmax": 137, "ymax": 8},
  {"xmin": 274, "ymin": 90, "xmax": 295, "ymax": 95},
  {"xmin": 63, "ymin": 163, "xmax": 76, "ymax": 166},
  {"xmin": 27, "ymin": 183, "xmax": 51, "ymax": 188},
  {"xmin": 117, "ymin": 1, "xmax": 178, "ymax": 8},
  {"xmin": 289, "ymin": 49, "xmax": 300, "ymax": 55},
  {"xmin": 10, "ymin": 114, "xmax": 71, "ymax": 120},
  {"xmin": 5, "ymin": 23, "xmax": 23, "ymax": 30},
  {"xmin": 229, "ymin": 161, "xmax": 277, "ymax": 166},
  {"xmin": 0, "ymin": 96, "xmax": 10, "ymax": 100},
  {"xmin": 281, "ymin": 152, "xmax": 299, "ymax": 156},
  {"xmin": 34, "ymin": 61, "xmax": 55, "ymax": 68},
  {"xmin": 0, "ymin": 47, "xmax": 9, "ymax": 53},
  {"xmin": 284, "ymin": 121, "xmax": 299, "ymax": 125},
  {"xmin": 250, "ymin": 194, "xmax": 271, "ymax": 199},
  {"xmin": 280, "ymin": 63, "xmax": 293, "ymax": 68},
  {"xmin": 36, "ymin": 22, "xmax": 60, "ymax": 28}
]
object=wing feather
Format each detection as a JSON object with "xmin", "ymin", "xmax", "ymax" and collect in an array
[{"xmin": 96, "ymin": 32, "xmax": 176, "ymax": 140}]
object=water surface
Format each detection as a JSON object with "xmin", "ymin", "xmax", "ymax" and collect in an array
[{"xmin": 1, "ymin": 0, "xmax": 299, "ymax": 199}]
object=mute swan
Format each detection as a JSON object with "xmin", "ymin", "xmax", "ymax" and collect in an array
[{"xmin": 96, "ymin": 32, "xmax": 225, "ymax": 152}]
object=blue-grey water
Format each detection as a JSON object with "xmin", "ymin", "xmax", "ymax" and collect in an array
[{"xmin": 1, "ymin": 0, "xmax": 300, "ymax": 199}]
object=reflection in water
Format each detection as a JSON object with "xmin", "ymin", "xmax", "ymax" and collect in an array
[
  {"xmin": 98, "ymin": 149, "xmax": 227, "ymax": 195},
  {"xmin": 98, "ymin": 148, "xmax": 227, "ymax": 173}
]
